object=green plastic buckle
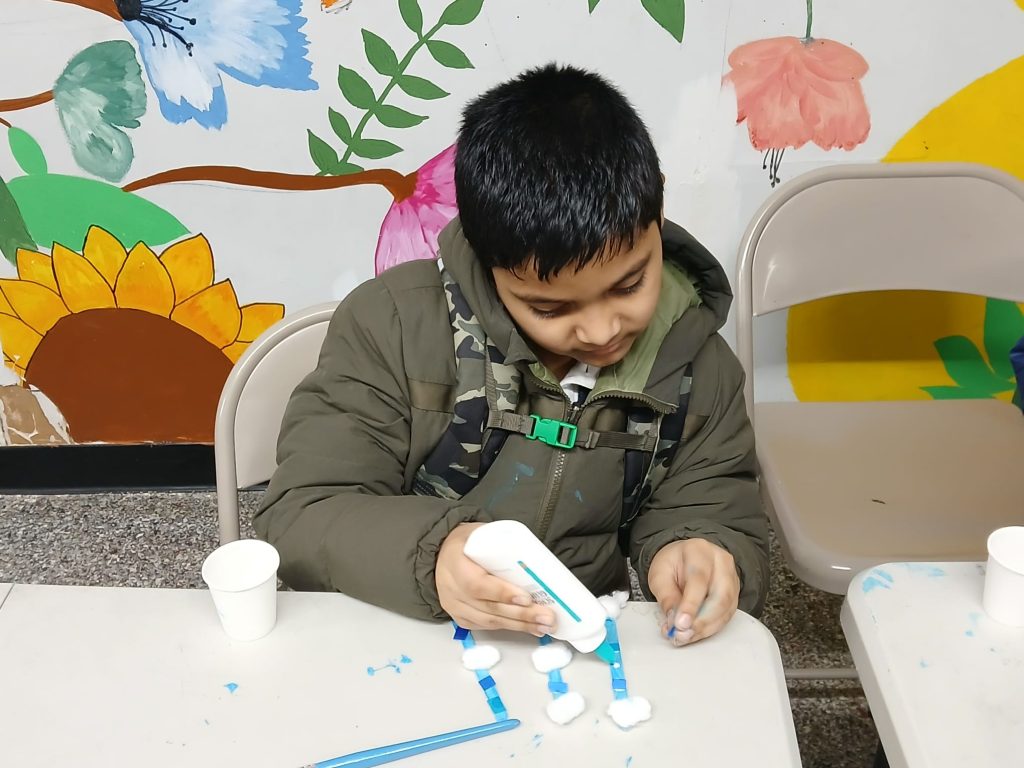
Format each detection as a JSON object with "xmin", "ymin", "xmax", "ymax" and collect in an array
[{"xmin": 527, "ymin": 415, "xmax": 577, "ymax": 449}]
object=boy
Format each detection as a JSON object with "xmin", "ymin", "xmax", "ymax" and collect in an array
[{"xmin": 255, "ymin": 64, "xmax": 768, "ymax": 647}]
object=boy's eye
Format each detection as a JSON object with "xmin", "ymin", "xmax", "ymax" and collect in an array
[
  {"xmin": 529, "ymin": 305, "xmax": 564, "ymax": 319},
  {"xmin": 613, "ymin": 274, "xmax": 646, "ymax": 296}
]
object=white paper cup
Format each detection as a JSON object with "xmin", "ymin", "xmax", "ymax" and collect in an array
[
  {"xmin": 201, "ymin": 539, "xmax": 281, "ymax": 641},
  {"xmin": 982, "ymin": 526, "xmax": 1024, "ymax": 627}
]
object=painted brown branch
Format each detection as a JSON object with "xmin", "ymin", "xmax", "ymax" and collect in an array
[
  {"xmin": 52, "ymin": 0, "xmax": 121, "ymax": 21},
  {"xmin": 0, "ymin": 116, "xmax": 11, "ymax": 128},
  {"xmin": 0, "ymin": 91, "xmax": 55, "ymax": 113},
  {"xmin": 123, "ymin": 165, "xmax": 417, "ymax": 200}
]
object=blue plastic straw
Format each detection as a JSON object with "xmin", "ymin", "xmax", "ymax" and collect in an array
[{"xmin": 305, "ymin": 719, "xmax": 521, "ymax": 768}]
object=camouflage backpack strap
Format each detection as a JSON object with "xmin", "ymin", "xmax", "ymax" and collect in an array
[
  {"xmin": 619, "ymin": 362, "xmax": 694, "ymax": 537},
  {"xmin": 412, "ymin": 265, "xmax": 522, "ymax": 500}
]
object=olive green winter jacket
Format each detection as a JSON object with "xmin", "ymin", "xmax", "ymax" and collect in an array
[{"xmin": 255, "ymin": 219, "xmax": 769, "ymax": 619}]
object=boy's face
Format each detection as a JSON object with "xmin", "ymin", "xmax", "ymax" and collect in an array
[{"xmin": 492, "ymin": 222, "xmax": 663, "ymax": 376}]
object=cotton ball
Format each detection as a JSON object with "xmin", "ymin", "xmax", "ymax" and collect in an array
[
  {"xmin": 531, "ymin": 642, "xmax": 573, "ymax": 673},
  {"xmin": 598, "ymin": 595, "xmax": 622, "ymax": 619},
  {"xmin": 546, "ymin": 691, "xmax": 586, "ymax": 725},
  {"xmin": 611, "ymin": 590, "xmax": 629, "ymax": 608},
  {"xmin": 461, "ymin": 645, "xmax": 500, "ymax": 671},
  {"xmin": 607, "ymin": 697, "xmax": 652, "ymax": 730}
]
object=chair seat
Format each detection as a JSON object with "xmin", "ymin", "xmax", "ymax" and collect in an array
[{"xmin": 755, "ymin": 399, "xmax": 1024, "ymax": 594}]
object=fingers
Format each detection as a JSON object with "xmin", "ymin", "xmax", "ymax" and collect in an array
[
  {"xmin": 668, "ymin": 562, "xmax": 710, "ymax": 645},
  {"xmin": 471, "ymin": 570, "xmax": 532, "ymax": 607},
  {"xmin": 688, "ymin": 551, "xmax": 739, "ymax": 644},
  {"xmin": 449, "ymin": 599, "xmax": 553, "ymax": 636},
  {"xmin": 648, "ymin": 539, "xmax": 741, "ymax": 647}
]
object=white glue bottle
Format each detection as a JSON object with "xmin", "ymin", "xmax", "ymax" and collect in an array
[{"xmin": 463, "ymin": 519, "xmax": 616, "ymax": 664}]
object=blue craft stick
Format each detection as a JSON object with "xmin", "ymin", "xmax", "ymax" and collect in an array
[
  {"xmin": 453, "ymin": 626, "xmax": 469, "ymax": 641},
  {"xmin": 307, "ymin": 719, "xmax": 520, "ymax": 768}
]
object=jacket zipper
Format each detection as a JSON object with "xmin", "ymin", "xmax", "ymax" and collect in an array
[
  {"xmin": 534, "ymin": 400, "xmax": 583, "ymax": 540},
  {"xmin": 525, "ymin": 374, "xmax": 675, "ymax": 540}
]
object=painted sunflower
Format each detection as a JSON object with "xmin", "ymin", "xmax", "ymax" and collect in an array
[{"xmin": 0, "ymin": 226, "xmax": 284, "ymax": 443}]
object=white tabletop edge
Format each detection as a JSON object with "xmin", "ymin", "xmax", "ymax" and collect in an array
[
  {"xmin": 0, "ymin": 584, "xmax": 801, "ymax": 768},
  {"xmin": 842, "ymin": 561, "xmax": 1022, "ymax": 768}
]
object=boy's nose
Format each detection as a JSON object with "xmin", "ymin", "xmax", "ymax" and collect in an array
[{"xmin": 576, "ymin": 312, "xmax": 621, "ymax": 348}]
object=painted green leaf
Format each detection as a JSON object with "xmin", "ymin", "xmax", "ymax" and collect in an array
[
  {"xmin": 399, "ymin": 0, "xmax": 424, "ymax": 35},
  {"xmin": 983, "ymin": 299, "xmax": 1024, "ymax": 380},
  {"xmin": 397, "ymin": 75, "xmax": 449, "ymax": 100},
  {"xmin": 426, "ymin": 40, "xmax": 473, "ymax": 69},
  {"xmin": 307, "ymin": 130, "xmax": 341, "ymax": 174},
  {"xmin": 8, "ymin": 173, "xmax": 187, "ymax": 251},
  {"xmin": 440, "ymin": 0, "xmax": 485, "ymax": 26},
  {"xmin": 338, "ymin": 65, "xmax": 376, "ymax": 110},
  {"xmin": 921, "ymin": 385, "xmax": 1002, "ymax": 400},
  {"xmin": 588, "ymin": 0, "xmax": 601, "ymax": 11},
  {"xmin": 0, "ymin": 174, "xmax": 36, "ymax": 264},
  {"xmin": 362, "ymin": 29, "xmax": 400, "ymax": 76},
  {"xmin": 640, "ymin": 0, "xmax": 685, "ymax": 42},
  {"xmin": 328, "ymin": 108, "xmax": 353, "ymax": 144},
  {"xmin": 933, "ymin": 335, "xmax": 1011, "ymax": 395},
  {"xmin": 348, "ymin": 137, "xmax": 402, "ymax": 160},
  {"xmin": 375, "ymin": 104, "xmax": 427, "ymax": 128},
  {"xmin": 8, "ymin": 128, "xmax": 48, "ymax": 176},
  {"xmin": 53, "ymin": 40, "xmax": 147, "ymax": 182},
  {"xmin": 334, "ymin": 161, "xmax": 365, "ymax": 176}
]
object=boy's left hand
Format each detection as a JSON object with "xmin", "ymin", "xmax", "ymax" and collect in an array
[{"xmin": 648, "ymin": 538, "xmax": 740, "ymax": 646}]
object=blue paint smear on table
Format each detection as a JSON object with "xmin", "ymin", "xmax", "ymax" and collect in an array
[
  {"xmin": 224, "ymin": 683, "xmax": 238, "ymax": 694},
  {"xmin": 532, "ymin": 733, "xmax": 543, "ymax": 748},
  {"xmin": 626, "ymin": 758, "xmax": 633, "ymax": 767},
  {"xmin": 965, "ymin": 612, "xmax": 981, "ymax": 638},
  {"xmin": 862, "ymin": 569, "xmax": 894, "ymax": 593},
  {"xmin": 903, "ymin": 563, "xmax": 945, "ymax": 578},
  {"xmin": 919, "ymin": 659, "xmax": 929, "ymax": 669},
  {"xmin": 367, "ymin": 656, "xmax": 413, "ymax": 675}
]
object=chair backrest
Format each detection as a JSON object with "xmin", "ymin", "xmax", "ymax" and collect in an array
[
  {"xmin": 214, "ymin": 302, "xmax": 339, "ymax": 543},
  {"xmin": 735, "ymin": 162, "xmax": 1024, "ymax": 415}
]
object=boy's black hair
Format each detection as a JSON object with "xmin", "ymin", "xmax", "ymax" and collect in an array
[{"xmin": 454, "ymin": 63, "xmax": 663, "ymax": 281}]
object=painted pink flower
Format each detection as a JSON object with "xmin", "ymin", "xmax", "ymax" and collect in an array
[
  {"xmin": 724, "ymin": 36, "xmax": 870, "ymax": 186},
  {"xmin": 374, "ymin": 145, "xmax": 458, "ymax": 275}
]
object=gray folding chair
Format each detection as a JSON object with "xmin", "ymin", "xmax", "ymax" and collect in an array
[
  {"xmin": 736, "ymin": 162, "xmax": 1024, "ymax": 598},
  {"xmin": 214, "ymin": 302, "xmax": 339, "ymax": 544}
]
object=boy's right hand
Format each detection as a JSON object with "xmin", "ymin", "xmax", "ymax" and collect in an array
[{"xmin": 436, "ymin": 522, "xmax": 556, "ymax": 636}]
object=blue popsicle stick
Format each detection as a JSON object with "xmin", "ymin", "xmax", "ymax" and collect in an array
[{"xmin": 305, "ymin": 719, "xmax": 521, "ymax": 768}]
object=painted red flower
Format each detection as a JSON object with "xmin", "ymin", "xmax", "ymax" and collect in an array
[
  {"xmin": 725, "ymin": 36, "xmax": 870, "ymax": 186},
  {"xmin": 374, "ymin": 145, "xmax": 458, "ymax": 275}
]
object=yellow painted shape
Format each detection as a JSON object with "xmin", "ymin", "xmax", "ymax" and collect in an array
[
  {"xmin": 238, "ymin": 303, "xmax": 285, "ymax": 342},
  {"xmin": 53, "ymin": 244, "xmax": 116, "ymax": 313},
  {"xmin": 16, "ymin": 249, "xmax": 58, "ymax": 292},
  {"xmin": 115, "ymin": 243, "xmax": 175, "ymax": 317},
  {"xmin": 0, "ymin": 288, "xmax": 13, "ymax": 316},
  {"xmin": 171, "ymin": 279, "xmax": 242, "ymax": 348},
  {"xmin": 885, "ymin": 54, "xmax": 1024, "ymax": 177},
  {"xmin": 787, "ymin": 54, "xmax": 1024, "ymax": 402},
  {"xmin": 0, "ymin": 280, "xmax": 69, "ymax": 335},
  {"xmin": 2, "ymin": 354, "xmax": 26, "ymax": 379},
  {"xmin": 0, "ymin": 314, "xmax": 42, "ymax": 368},
  {"xmin": 161, "ymin": 234, "xmax": 214, "ymax": 304},
  {"xmin": 81, "ymin": 226, "xmax": 129, "ymax": 288},
  {"xmin": 221, "ymin": 340, "xmax": 250, "ymax": 363}
]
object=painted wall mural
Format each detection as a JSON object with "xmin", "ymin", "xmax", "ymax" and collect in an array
[
  {"xmin": 724, "ymin": 0, "xmax": 869, "ymax": 187},
  {"xmin": 0, "ymin": 0, "xmax": 1022, "ymax": 449},
  {"xmin": 785, "ymin": 6, "xmax": 1024, "ymax": 407}
]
